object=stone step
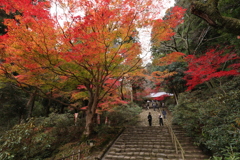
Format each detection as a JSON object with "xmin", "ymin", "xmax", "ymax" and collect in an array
[
  {"xmin": 111, "ymin": 141, "xmax": 174, "ymax": 145},
  {"xmin": 119, "ymin": 135, "xmax": 171, "ymax": 139},
  {"xmin": 104, "ymin": 152, "xmax": 181, "ymax": 159},
  {"xmin": 115, "ymin": 141, "xmax": 174, "ymax": 145},
  {"xmin": 108, "ymin": 146, "xmax": 206, "ymax": 155},
  {"xmin": 103, "ymin": 152, "xmax": 208, "ymax": 160},
  {"xmin": 117, "ymin": 137, "xmax": 195, "ymax": 142},
  {"xmin": 108, "ymin": 147, "xmax": 176, "ymax": 154},
  {"xmin": 109, "ymin": 145, "xmax": 176, "ymax": 151},
  {"xmin": 104, "ymin": 153, "xmax": 208, "ymax": 160},
  {"xmin": 102, "ymin": 126, "xmax": 209, "ymax": 160}
]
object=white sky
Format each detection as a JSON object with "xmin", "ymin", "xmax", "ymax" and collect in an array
[{"xmin": 138, "ymin": 0, "xmax": 175, "ymax": 66}]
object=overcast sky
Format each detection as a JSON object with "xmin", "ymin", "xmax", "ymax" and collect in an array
[{"xmin": 138, "ymin": 0, "xmax": 175, "ymax": 66}]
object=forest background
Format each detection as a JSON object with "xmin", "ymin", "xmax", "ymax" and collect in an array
[{"xmin": 0, "ymin": 0, "xmax": 239, "ymax": 159}]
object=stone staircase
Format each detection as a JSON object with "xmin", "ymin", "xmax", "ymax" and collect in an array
[
  {"xmin": 102, "ymin": 126, "xmax": 209, "ymax": 160},
  {"xmin": 172, "ymin": 125, "xmax": 208, "ymax": 160}
]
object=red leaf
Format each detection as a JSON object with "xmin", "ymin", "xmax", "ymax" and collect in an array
[{"xmin": 184, "ymin": 47, "xmax": 240, "ymax": 90}]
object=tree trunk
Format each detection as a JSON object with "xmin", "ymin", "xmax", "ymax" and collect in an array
[
  {"xmin": 132, "ymin": 83, "xmax": 137, "ymax": 102},
  {"xmin": 84, "ymin": 109, "xmax": 95, "ymax": 136},
  {"xmin": 173, "ymin": 93, "xmax": 178, "ymax": 105},
  {"xmin": 27, "ymin": 89, "xmax": 37, "ymax": 119},
  {"xmin": 83, "ymin": 92, "xmax": 99, "ymax": 137},
  {"xmin": 130, "ymin": 89, "xmax": 133, "ymax": 102},
  {"xmin": 190, "ymin": 0, "xmax": 240, "ymax": 34},
  {"xmin": 60, "ymin": 104, "xmax": 65, "ymax": 114},
  {"xmin": 120, "ymin": 78, "xmax": 125, "ymax": 100},
  {"xmin": 168, "ymin": 84, "xmax": 179, "ymax": 105},
  {"xmin": 45, "ymin": 98, "xmax": 51, "ymax": 117}
]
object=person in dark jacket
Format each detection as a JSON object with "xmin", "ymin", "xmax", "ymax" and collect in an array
[
  {"xmin": 162, "ymin": 109, "xmax": 167, "ymax": 119},
  {"xmin": 152, "ymin": 101, "xmax": 156, "ymax": 111},
  {"xmin": 148, "ymin": 112, "xmax": 152, "ymax": 126}
]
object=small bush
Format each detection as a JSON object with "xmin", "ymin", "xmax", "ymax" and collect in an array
[
  {"xmin": 0, "ymin": 113, "xmax": 83, "ymax": 160},
  {"xmin": 107, "ymin": 102, "xmax": 142, "ymax": 127}
]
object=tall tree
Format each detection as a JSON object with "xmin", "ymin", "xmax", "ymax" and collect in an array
[
  {"xmin": 151, "ymin": 52, "xmax": 187, "ymax": 104},
  {"xmin": 150, "ymin": 6, "xmax": 187, "ymax": 103},
  {"xmin": 0, "ymin": 0, "xmax": 176, "ymax": 136}
]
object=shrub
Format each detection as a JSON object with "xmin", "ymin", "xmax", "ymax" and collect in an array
[
  {"xmin": 0, "ymin": 113, "xmax": 83, "ymax": 160},
  {"xmin": 107, "ymin": 102, "xmax": 142, "ymax": 127},
  {"xmin": 172, "ymin": 76, "xmax": 240, "ymax": 157}
]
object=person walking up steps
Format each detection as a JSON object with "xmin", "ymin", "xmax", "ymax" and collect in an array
[
  {"xmin": 148, "ymin": 112, "xmax": 152, "ymax": 126},
  {"xmin": 146, "ymin": 100, "xmax": 150, "ymax": 110},
  {"xmin": 152, "ymin": 100, "xmax": 157, "ymax": 111},
  {"xmin": 159, "ymin": 114, "xmax": 163, "ymax": 126},
  {"xmin": 162, "ymin": 109, "xmax": 167, "ymax": 119}
]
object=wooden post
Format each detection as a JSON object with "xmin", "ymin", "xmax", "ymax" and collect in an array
[
  {"xmin": 72, "ymin": 151, "xmax": 74, "ymax": 160},
  {"xmin": 78, "ymin": 150, "xmax": 81, "ymax": 160},
  {"xmin": 74, "ymin": 113, "xmax": 78, "ymax": 126},
  {"xmin": 97, "ymin": 114, "xmax": 100, "ymax": 124},
  {"xmin": 105, "ymin": 117, "xmax": 108, "ymax": 124}
]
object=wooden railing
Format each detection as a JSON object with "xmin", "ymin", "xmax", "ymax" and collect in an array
[{"xmin": 165, "ymin": 117, "xmax": 185, "ymax": 160}]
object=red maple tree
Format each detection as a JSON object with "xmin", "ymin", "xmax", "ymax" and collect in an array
[
  {"xmin": 0, "ymin": 0, "xmax": 186, "ymax": 136},
  {"xmin": 184, "ymin": 47, "xmax": 240, "ymax": 91}
]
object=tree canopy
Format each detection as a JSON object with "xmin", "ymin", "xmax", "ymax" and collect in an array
[{"xmin": 0, "ymin": 0, "xmax": 186, "ymax": 136}]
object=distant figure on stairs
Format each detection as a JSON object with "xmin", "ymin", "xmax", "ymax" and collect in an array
[
  {"xmin": 152, "ymin": 100, "xmax": 156, "ymax": 111},
  {"xmin": 146, "ymin": 100, "xmax": 150, "ymax": 110},
  {"xmin": 159, "ymin": 114, "xmax": 163, "ymax": 126},
  {"xmin": 162, "ymin": 109, "xmax": 167, "ymax": 119},
  {"xmin": 148, "ymin": 112, "xmax": 152, "ymax": 126}
]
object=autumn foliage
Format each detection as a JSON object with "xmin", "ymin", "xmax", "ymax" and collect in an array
[
  {"xmin": 0, "ymin": 0, "xmax": 187, "ymax": 136},
  {"xmin": 153, "ymin": 52, "xmax": 185, "ymax": 66},
  {"xmin": 150, "ymin": 6, "xmax": 187, "ymax": 88},
  {"xmin": 151, "ymin": 52, "xmax": 185, "ymax": 86},
  {"xmin": 184, "ymin": 47, "xmax": 240, "ymax": 90},
  {"xmin": 151, "ymin": 6, "xmax": 186, "ymax": 43}
]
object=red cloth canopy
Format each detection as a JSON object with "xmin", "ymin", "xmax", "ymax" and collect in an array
[
  {"xmin": 153, "ymin": 94, "xmax": 170, "ymax": 101},
  {"xmin": 145, "ymin": 92, "xmax": 173, "ymax": 100}
]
